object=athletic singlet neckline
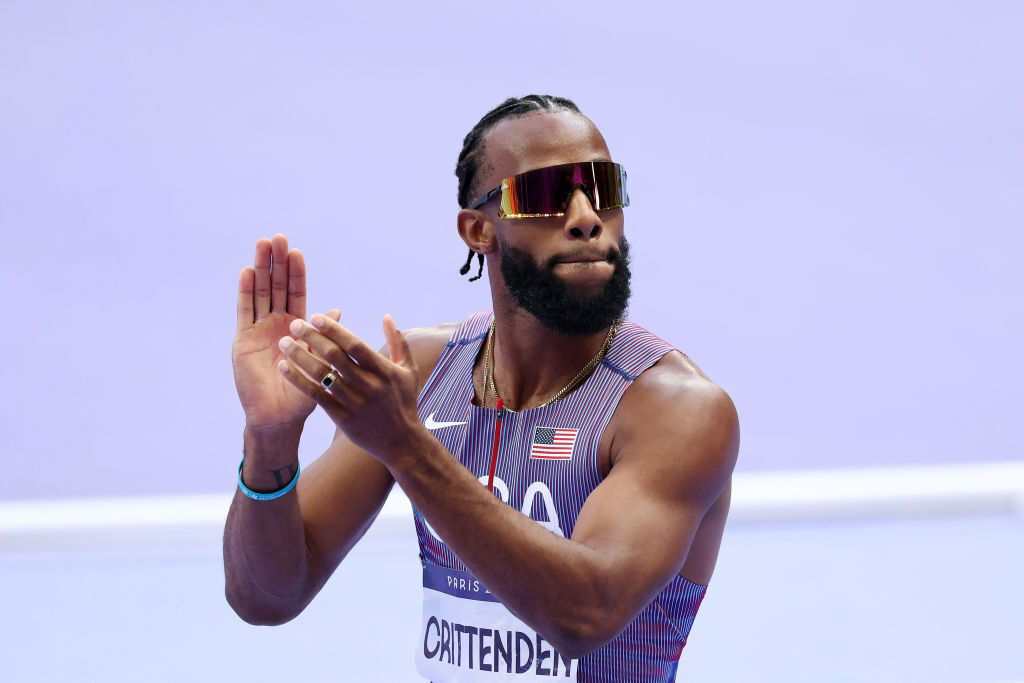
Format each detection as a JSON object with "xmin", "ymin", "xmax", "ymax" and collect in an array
[{"xmin": 464, "ymin": 317, "xmax": 616, "ymax": 415}]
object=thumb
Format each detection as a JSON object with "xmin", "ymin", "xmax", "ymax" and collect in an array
[{"xmin": 383, "ymin": 314, "xmax": 414, "ymax": 368}]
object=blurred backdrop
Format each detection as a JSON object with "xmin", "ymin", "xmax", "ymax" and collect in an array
[
  {"xmin": 2, "ymin": 0, "xmax": 1021, "ymax": 499},
  {"xmin": 1, "ymin": 1, "xmax": 1021, "ymax": 681}
]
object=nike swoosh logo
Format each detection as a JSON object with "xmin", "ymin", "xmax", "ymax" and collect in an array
[{"xmin": 424, "ymin": 412, "xmax": 468, "ymax": 430}]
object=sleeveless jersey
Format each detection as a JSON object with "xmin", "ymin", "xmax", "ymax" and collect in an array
[{"xmin": 413, "ymin": 310, "xmax": 707, "ymax": 682}]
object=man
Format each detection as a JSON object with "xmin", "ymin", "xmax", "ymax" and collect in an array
[{"xmin": 224, "ymin": 94, "xmax": 739, "ymax": 682}]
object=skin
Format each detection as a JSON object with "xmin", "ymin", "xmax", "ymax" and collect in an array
[{"xmin": 224, "ymin": 111, "xmax": 739, "ymax": 659}]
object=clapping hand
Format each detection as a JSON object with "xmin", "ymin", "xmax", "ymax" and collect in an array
[
  {"xmin": 231, "ymin": 234, "xmax": 340, "ymax": 431},
  {"xmin": 275, "ymin": 305, "xmax": 424, "ymax": 463}
]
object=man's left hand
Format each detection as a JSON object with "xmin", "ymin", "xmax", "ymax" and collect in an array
[{"xmin": 276, "ymin": 312, "xmax": 423, "ymax": 463}]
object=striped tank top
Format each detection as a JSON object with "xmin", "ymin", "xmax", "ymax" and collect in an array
[{"xmin": 413, "ymin": 310, "xmax": 707, "ymax": 682}]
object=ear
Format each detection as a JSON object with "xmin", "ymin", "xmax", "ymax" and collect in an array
[{"xmin": 457, "ymin": 208, "xmax": 497, "ymax": 256}]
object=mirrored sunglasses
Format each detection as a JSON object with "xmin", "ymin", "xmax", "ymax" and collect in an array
[{"xmin": 468, "ymin": 160, "xmax": 629, "ymax": 219}]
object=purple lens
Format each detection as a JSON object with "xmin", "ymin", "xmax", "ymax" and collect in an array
[{"xmin": 499, "ymin": 161, "xmax": 628, "ymax": 218}]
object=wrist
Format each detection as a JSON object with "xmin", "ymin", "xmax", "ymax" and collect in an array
[
  {"xmin": 238, "ymin": 458, "xmax": 300, "ymax": 499},
  {"xmin": 244, "ymin": 420, "xmax": 305, "ymax": 443},
  {"xmin": 380, "ymin": 422, "xmax": 435, "ymax": 478},
  {"xmin": 241, "ymin": 422, "xmax": 302, "ymax": 492}
]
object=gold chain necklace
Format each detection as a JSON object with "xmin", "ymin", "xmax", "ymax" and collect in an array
[{"xmin": 482, "ymin": 316, "xmax": 622, "ymax": 412}]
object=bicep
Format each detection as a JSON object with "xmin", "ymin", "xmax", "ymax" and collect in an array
[
  {"xmin": 569, "ymin": 459, "xmax": 705, "ymax": 621},
  {"xmin": 570, "ymin": 384, "xmax": 739, "ymax": 622}
]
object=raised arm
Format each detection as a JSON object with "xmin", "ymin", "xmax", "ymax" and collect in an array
[
  {"xmin": 389, "ymin": 374, "xmax": 739, "ymax": 656},
  {"xmin": 223, "ymin": 232, "xmax": 450, "ymax": 625},
  {"xmin": 275, "ymin": 311, "xmax": 740, "ymax": 655},
  {"xmin": 223, "ymin": 419, "xmax": 395, "ymax": 625}
]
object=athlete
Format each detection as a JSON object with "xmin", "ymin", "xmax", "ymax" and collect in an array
[{"xmin": 224, "ymin": 94, "xmax": 740, "ymax": 682}]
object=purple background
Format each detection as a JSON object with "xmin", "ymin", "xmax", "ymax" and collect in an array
[{"xmin": 2, "ymin": 1, "xmax": 1021, "ymax": 501}]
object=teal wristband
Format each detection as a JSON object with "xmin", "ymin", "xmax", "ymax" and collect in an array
[{"xmin": 237, "ymin": 458, "xmax": 300, "ymax": 501}]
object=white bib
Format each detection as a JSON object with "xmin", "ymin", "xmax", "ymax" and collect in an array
[{"xmin": 416, "ymin": 563, "xmax": 577, "ymax": 681}]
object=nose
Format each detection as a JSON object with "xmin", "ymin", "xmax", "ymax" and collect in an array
[{"xmin": 562, "ymin": 187, "xmax": 603, "ymax": 241}]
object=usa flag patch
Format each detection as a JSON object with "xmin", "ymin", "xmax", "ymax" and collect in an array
[{"xmin": 529, "ymin": 426, "xmax": 579, "ymax": 460}]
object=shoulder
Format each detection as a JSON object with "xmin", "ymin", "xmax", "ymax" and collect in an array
[
  {"xmin": 397, "ymin": 310, "xmax": 493, "ymax": 386},
  {"xmin": 609, "ymin": 348, "xmax": 740, "ymax": 501},
  {"xmin": 621, "ymin": 348, "xmax": 732, "ymax": 412},
  {"xmin": 395, "ymin": 322, "xmax": 461, "ymax": 388},
  {"xmin": 403, "ymin": 321, "xmax": 459, "ymax": 364}
]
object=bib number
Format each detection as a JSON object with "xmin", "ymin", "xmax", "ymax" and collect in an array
[{"xmin": 416, "ymin": 564, "xmax": 576, "ymax": 681}]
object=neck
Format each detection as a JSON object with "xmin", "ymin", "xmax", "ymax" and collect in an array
[{"xmin": 478, "ymin": 291, "xmax": 618, "ymax": 412}]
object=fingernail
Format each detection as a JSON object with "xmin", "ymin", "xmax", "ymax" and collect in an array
[
  {"xmin": 289, "ymin": 319, "xmax": 303, "ymax": 335},
  {"xmin": 311, "ymin": 314, "xmax": 325, "ymax": 328},
  {"xmin": 279, "ymin": 337, "xmax": 293, "ymax": 350}
]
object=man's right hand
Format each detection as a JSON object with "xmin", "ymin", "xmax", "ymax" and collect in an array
[{"xmin": 232, "ymin": 233, "xmax": 340, "ymax": 430}]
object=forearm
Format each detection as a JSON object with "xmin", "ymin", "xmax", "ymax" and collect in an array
[
  {"xmin": 388, "ymin": 428, "xmax": 612, "ymax": 654},
  {"xmin": 223, "ymin": 423, "xmax": 311, "ymax": 625}
]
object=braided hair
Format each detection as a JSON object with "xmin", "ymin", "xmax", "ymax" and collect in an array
[{"xmin": 455, "ymin": 94, "xmax": 582, "ymax": 281}]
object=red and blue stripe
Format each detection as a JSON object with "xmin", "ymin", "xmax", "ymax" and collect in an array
[{"xmin": 414, "ymin": 310, "xmax": 707, "ymax": 681}]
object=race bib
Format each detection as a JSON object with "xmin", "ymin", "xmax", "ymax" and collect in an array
[{"xmin": 416, "ymin": 563, "xmax": 576, "ymax": 681}]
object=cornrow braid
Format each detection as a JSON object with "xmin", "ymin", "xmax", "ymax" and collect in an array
[{"xmin": 455, "ymin": 94, "xmax": 583, "ymax": 281}]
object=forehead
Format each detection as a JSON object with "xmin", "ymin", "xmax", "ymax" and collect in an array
[{"xmin": 481, "ymin": 110, "xmax": 612, "ymax": 182}]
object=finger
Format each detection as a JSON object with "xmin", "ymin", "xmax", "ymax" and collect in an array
[
  {"xmin": 287, "ymin": 248, "xmax": 307, "ymax": 320},
  {"xmin": 304, "ymin": 315, "xmax": 387, "ymax": 375},
  {"xmin": 275, "ymin": 356, "xmax": 349, "ymax": 422},
  {"xmin": 383, "ymin": 314, "xmax": 414, "ymax": 369},
  {"xmin": 278, "ymin": 336, "xmax": 358, "ymax": 402},
  {"xmin": 288, "ymin": 317, "xmax": 372, "ymax": 391},
  {"xmin": 253, "ymin": 238, "xmax": 272, "ymax": 321},
  {"xmin": 294, "ymin": 309, "xmax": 339, "ymax": 362},
  {"xmin": 237, "ymin": 267, "xmax": 255, "ymax": 333},
  {"xmin": 270, "ymin": 233, "xmax": 289, "ymax": 313}
]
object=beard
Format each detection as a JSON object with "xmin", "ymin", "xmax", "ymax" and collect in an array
[{"xmin": 497, "ymin": 234, "xmax": 632, "ymax": 336}]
